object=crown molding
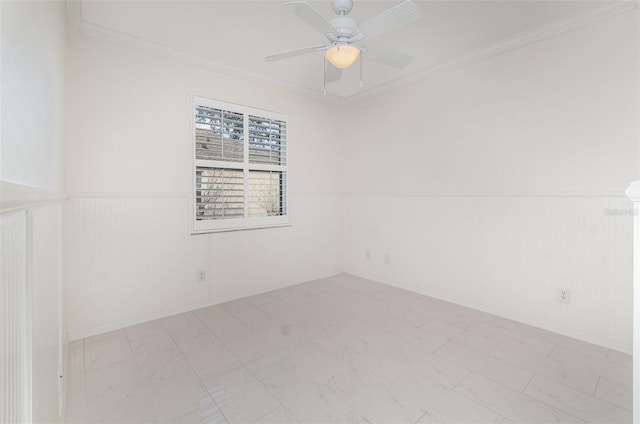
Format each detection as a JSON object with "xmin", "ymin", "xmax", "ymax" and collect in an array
[
  {"xmin": 70, "ymin": 1, "xmax": 637, "ymax": 105},
  {"xmin": 75, "ymin": 21, "xmax": 348, "ymax": 105},
  {"xmin": 345, "ymin": 1, "xmax": 639, "ymax": 104}
]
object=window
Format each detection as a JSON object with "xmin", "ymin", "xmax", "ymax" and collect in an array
[{"xmin": 192, "ymin": 96, "xmax": 289, "ymax": 233}]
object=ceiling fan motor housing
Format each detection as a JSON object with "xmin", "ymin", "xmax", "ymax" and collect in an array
[
  {"xmin": 332, "ymin": 0, "xmax": 353, "ymax": 15},
  {"xmin": 330, "ymin": 17, "xmax": 358, "ymax": 38}
]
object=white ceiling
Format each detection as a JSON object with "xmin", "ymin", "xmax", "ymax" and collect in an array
[{"xmin": 79, "ymin": 0, "xmax": 627, "ymax": 100}]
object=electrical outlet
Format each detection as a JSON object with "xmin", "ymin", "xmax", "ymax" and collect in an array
[
  {"xmin": 198, "ymin": 270, "xmax": 206, "ymax": 282},
  {"xmin": 558, "ymin": 288, "xmax": 571, "ymax": 304},
  {"xmin": 384, "ymin": 253, "xmax": 390, "ymax": 264},
  {"xmin": 365, "ymin": 250, "xmax": 371, "ymax": 261}
]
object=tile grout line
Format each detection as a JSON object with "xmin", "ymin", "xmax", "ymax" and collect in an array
[
  {"xmin": 457, "ymin": 371, "xmax": 588, "ymax": 424},
  {"xmin": 448, "ymin": 371, "xmax": 508, "ymax": 422},
  {"xmin": 191, "ymin": 305, "xmax": 301, "ymax": 423},
  {"xmin": 525, "ymin": 373, "xmax": 632, "ymax": 421},
  {"xmin": 412, "ymin": 411, "xmax": 427, "ymax": 424},
  {"xmin": 522, "ymin": 381, "xmax": 588, "ymax": 424},
  {"xmin": 521, "ymin": 370, "xmax": 536, "ymax": 393},
  {"xmin": 122, "ymin": 330, "xmax": 138, "ymax": 370},
  {"xmin": 160, "ymin": 315, "xmax": 233, "ymax": 424},
  {"xmin": 438, "ymin": 339, "xmax": 539, "ymax": 393},
  {"xmin": 242, "ymin": 353, "xmax": 303, "ymax": 424},
  {"xmin": 487, "ymin": 341, "xmax": 502, "ymax": 356},
  {"xmin": 593, "ymin": 374, "xmax": 602, "ymax": 396},
  {"xmin": 546, "ymin": 343, "xmax": 558, "ymax": 358}
]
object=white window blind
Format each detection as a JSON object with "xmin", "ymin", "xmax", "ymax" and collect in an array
[
  {"xmin": 195, "ymin": 167, "xmax": 244, "ymax": 220},
  {"xmin": 195, "ymin": 107, "xmax": 243, "ymax": 162},
  {"xmin": 248, "ymin": 115, "xmax": 287, "ymax": 165},
  {"xmin": 192, "ymin": 96, "xmax": 289, "ymax": 233},
  {"xmin": 248, "ymin": 170, "xmax": 285, "ymax": 217}
]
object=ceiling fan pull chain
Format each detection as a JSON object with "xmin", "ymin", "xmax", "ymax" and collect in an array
[
  {"xmin": 323, "ymin": 55, "xmax": 327, "ymax": 96},
  {"xmin": 360, "ymin": 52, "xmax": 363, "ymax": 88}
]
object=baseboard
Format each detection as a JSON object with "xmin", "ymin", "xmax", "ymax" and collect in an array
[{"xmin": 345, "ymin": 271, "xmax": 632, "ymax": 355}]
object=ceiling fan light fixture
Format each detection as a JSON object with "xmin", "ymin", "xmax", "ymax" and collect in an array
[{"xmin": 325, "ymin": 44, "xmax": 360, "ymax": 69}]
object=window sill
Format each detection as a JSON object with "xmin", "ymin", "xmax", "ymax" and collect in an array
[{"xmin": 191, "ymin": 219, "xmax": 291, "ymax": 234}]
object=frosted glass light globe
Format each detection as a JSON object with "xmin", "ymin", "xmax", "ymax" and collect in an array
[{"xmin": 325, "ymin": 45, "xmax": 360, "ymax": 69}]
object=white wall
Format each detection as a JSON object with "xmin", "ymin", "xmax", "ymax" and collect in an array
[
  {"xmin": 343, "ymin": 11, "xmax": 639, "ymax": 353},
  {"xmin": 0, "ymin": 1, "xmax": 67, "ymax": 422},
  {"xmin": 65, "ymin": 31, "xmax": 345, "ymax": 340},
  {"xmin": 1, "ymin": 1, "xmax": 66, "ymax": 194},
  {"xmin": 65, "ymin": 6, "xmax": 639, "ymax": 355}
]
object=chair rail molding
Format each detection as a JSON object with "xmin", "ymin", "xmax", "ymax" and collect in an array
[
  {"xmin": 627, "ymin": 181, "xmax": 640, "ymax": 202},
  {"xmin": 626, "ymin": 180, "xmax": 640, "ymax": 424}
]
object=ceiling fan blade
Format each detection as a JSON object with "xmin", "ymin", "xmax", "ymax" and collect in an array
[
  {"xmin": 360, "ymin": 43, "xmax": 413, "ymax": 69},
  {"xmin": 264, "ymin": 45, "xmax": 326, "ymax": 62},
  {"xmin": 358, "ymin": 0, "xmax": 422, "ymax": 41},
  {"xmin": 284, "ymin": 1, "xmax": 333, "ymax": 35},
  {"xmin": 347, "ymin": 33, "xmax": 365, "ymax": 43},
  {"xmin": 325, "ymin": 63, "xmax": 343, "ymax": 83}
]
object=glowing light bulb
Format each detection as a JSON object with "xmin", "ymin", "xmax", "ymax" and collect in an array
[{"xmin": 325, "ymin": 44, "xmax": 360, "ymax": 69}]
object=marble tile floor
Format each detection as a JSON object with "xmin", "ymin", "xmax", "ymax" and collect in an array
[{"xmin": 65, "ymin": 274, "xmax": 633, "ymax": 424}]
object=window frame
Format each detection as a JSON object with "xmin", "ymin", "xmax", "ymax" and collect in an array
[{"xmin": 191, "ymin": 95, "xmax": 290, "ymax": 234}]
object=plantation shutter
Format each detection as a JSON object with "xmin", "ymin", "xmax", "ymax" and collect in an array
[
  {"xmin": 192, "ymin": 96, "xmax": 289, "ymax": 233},
  {"xmin": 248, "ymin": 170, "xmax": 286, "ymax": 217},
  {"xmin": 195, "ymin": 106, "xmax": 244, "ymax": 162},
  {"xmin": 248, "ymin": 116, "xmax": 287, "ymax": 165},
  {"xmin": 195, "ymin": 167, "xmax": 244, "ymax": 220}
]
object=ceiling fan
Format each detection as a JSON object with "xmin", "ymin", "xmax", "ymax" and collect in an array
[{"xmin": 264, "ymin": 0, "xmax": 422, "ymax": 87}]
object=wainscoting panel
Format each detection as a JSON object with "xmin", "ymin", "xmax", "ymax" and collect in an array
[
  {"xmin": 65, "ymin": 193, "xmax": 344, "ymax": 340},
  {"xmin": 344, "ymin": 194, "xmax": 633, "ymax": 352},
  {"xmin": 66, "ymin": 196, "xmax": 210, "ymax": 339},
  {"xmin": 1, "ymin": 211, "xmax": 30, "ymax": 423},
  {"xmin": 1, "ymin": 202, "xmax": 65, "ymax": 423},
  {"xmin": 477, "ymin": 196, "xmax": 633, "ymax": 351},
  {"xmin": 31, "ymin": 204, "xmax": 63, "ymax": 423}
]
